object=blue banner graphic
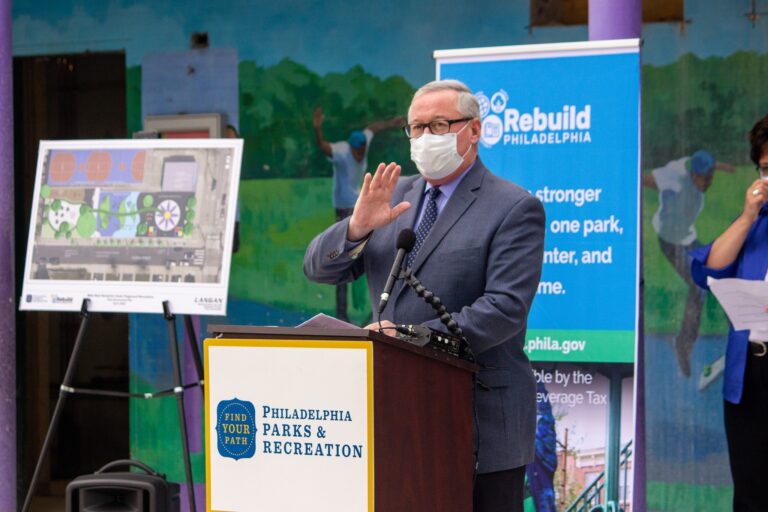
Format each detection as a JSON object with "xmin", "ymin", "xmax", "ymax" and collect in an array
[{"xmin": 438, "ymin": 46, "xmax": 640, "ymax": 362}]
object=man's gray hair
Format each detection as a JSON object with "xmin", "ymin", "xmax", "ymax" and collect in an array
[{"xmin": 412, "ymin": 79, "xmax": 480, "ymax": 119}]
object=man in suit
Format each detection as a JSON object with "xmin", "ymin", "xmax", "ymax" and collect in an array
[{"xmin": 304, "ymin": 79, "xmax": 545, "ymax": 512}]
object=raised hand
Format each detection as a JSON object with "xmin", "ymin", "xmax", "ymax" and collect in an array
[
  {"xmin": 347, "ymin": 162, "xmax": 411, "ymax": 241},
  {"xmin": 312, "ymin": 106, "xmax": 324, "ymax": 129},
  {"xmin": 743, "ymin": 177, "xmax": 768, "ymax": 223}
]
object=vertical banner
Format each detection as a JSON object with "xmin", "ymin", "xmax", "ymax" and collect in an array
[{"xmin": 436, "ymin": 40, "xmax": 640, "ymax": 510}]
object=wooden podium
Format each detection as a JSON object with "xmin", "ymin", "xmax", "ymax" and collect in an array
[{"xmin": 204, "ymin": 325, "xmax": 477, "ymax": 512}]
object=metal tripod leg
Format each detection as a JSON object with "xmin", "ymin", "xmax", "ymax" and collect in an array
[
  {"xmin": 182, "ymin": 314, "xmax": 205, "ymax": 394},
  {"xmin": 21, "ymin": 299, "xmax": 91, "ymax": 512},
  {"xmin": 163, "ymin": 301, "xmax": 197, "ymax": 512}
]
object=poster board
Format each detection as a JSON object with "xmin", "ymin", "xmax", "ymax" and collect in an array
[
  {"xmin": 205, "ymin": 338, "xmax": 374, "ymax": 512},
  {"xmin": 19, "ymin": 139, "xmax": 242, "ymax": 315}
]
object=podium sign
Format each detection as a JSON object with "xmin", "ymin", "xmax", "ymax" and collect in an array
[{"xmin": 205, "ymin": 338, "xmax": 374, "ymax": 512}]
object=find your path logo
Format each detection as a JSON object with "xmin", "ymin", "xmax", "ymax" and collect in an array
[{"xmin": 216, "ymin": 398, "xmax": 256, "ymax": 460}]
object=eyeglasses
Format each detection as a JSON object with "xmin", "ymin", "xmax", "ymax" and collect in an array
[
  {"xmin": 403, "ymin": 117, "xmax": 473, "ymax": 139},
  {"xmin": 758, "ymin": 165, "xmax": 768, "ymax": 177}
]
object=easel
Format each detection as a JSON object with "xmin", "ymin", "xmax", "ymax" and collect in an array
[{"xmin": 21, "ymin": 299, "xmax": 205, "ymax": 512}]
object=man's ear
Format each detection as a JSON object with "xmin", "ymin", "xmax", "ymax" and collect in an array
[{"xmin": 469, "ymin": 118, "xmax": 482, "ymax": 144}]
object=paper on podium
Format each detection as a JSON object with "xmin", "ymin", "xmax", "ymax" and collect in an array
[
  {"xmin": 298, "ymin": 313, "xmax": 360, "ymax": 329},
  {"xmin": 707, "ymin": 277, "xmax": 768, "ymax": 331}
]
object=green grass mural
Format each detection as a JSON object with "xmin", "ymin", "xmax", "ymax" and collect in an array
[
  {"xmin": 641, "ymin": 51, "xmax": 768, "ymax": 335},
  {"xmin": 642, "ymin": 165, "xmax": 758, "ymax": 335},
  {"xmin": 231, "ymin": 177, "xmax": 371, "ymax": 324}
]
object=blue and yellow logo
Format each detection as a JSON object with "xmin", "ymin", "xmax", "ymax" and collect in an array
[{"xmin": 216, "ymin": 398, "xmax": 256, "ymax": 460}]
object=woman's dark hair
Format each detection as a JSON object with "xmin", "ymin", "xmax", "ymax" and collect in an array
[{"xmin": 749, "ymin": 114, "xmax": 768, "ymax": 166}]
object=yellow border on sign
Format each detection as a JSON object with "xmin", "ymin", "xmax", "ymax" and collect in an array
[{"xmin": 204, "ymin": 337, "xmax": 375, "ymax": 512}]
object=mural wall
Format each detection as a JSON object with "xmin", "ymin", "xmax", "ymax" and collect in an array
[
  {"xmin": 642, "ymin": 49, "xmax": 768, "ymax": 511},
  {"xmin": 12, "ymin": 1, "xmax": 768, "ymax": 510}
]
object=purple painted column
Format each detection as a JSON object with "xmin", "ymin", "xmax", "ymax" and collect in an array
[
  {"xmin": 588, "ymin": 1, "xmax": 643, "ymax": 511},
  {"xmin": 0, "ymin": 0, "xmax": 16, "ymax": 510},
  {"xmin": 588, "ymin": 0, "xmax": 641, "ymax": 40}
]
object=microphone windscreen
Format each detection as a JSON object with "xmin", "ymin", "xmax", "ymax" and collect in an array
[{"xmin": 396, "ymin": 228, "xmax": 416, "ymax": 251}]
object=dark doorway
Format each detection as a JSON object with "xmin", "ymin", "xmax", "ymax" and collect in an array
[{"xmin": 13, "ymin": 51, "xmax": 129, "ymax": 510}]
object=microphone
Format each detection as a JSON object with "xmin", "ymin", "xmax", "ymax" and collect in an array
[{"xmin": 378, "ymin": 228, "xmax": 416, "ymax": 315}]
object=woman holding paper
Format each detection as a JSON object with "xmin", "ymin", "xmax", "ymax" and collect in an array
[{"xmin": 690, "ymin": 114, "xmax": 768, "ymax": 512}]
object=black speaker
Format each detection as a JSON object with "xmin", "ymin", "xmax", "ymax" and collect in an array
[{"xmin": 66, "ymin": 460, "xmax": 180, "ymax": 512}]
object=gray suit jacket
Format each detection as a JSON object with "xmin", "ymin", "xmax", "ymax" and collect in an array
[{"xmin": 304, "ymin": 159, "xmax": 545, "ymax": 472}]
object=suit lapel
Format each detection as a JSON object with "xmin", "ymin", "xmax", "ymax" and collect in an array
[
  {"xmin": 394, "ymin": 177, "xmax": 425, "ymax": 239},
  {"xmin": 387, "ymin": 178, "xmax": 426, "ymax": 310},
  {"xmin": 400, "ymin": 159, "xmax": 487, "ymax": 292}
]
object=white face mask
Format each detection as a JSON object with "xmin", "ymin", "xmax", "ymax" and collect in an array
[{"xmin": 410, "ymin": 123, "xmax": 471, "ymax": 180}]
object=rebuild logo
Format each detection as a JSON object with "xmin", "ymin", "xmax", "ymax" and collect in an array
[{"xmin": 475, "ymin": 89, "xmax": 592, "ymax": 148}]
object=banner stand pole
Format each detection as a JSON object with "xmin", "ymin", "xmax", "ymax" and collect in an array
[
  {"xmin": 21, "ymin": 299, "xmax": 92, "ymax": 512},
  {"xmin": 164, "ymin": 301, "xmax": 198, "ymax": 512},
  {"xmin": 604, "ymin": 367, "xmax": 624, "ymax": 508}
]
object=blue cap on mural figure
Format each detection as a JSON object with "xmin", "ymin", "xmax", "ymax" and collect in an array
[
  {"xmin": 690, "ymin": 150, "xmax": 716, "ymax": 175},
  {"xmin": 348, "ymin": 130, "xmax": 367, "ymax": 149}
]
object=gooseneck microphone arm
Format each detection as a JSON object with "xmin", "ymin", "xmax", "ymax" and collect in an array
[
  {"xmin": 377, "ymin": 228, "xmax": 416, "ymax": 315},
  {"xmin": 400, "ymin": 268, "xmax": 465, "ymax": 340}
]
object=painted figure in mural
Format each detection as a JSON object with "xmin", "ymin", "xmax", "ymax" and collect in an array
[
  {"xmin": 690, "ymin": 114, "xmax": 768, "ymax": 512},
  {"xmin": 312, "ymin": 106, "xmax": 404, "ymax": 321},
  {"xmin": 525, "ymin": 382, "xmax": 558, "ymax": 512},
  {"xmin": 305, "ymin": 80, "xmax": 545, "ymax": 512},
  {"xmin": 642, "ymin": 151, "xmax": 736, "ymax": 376}
]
